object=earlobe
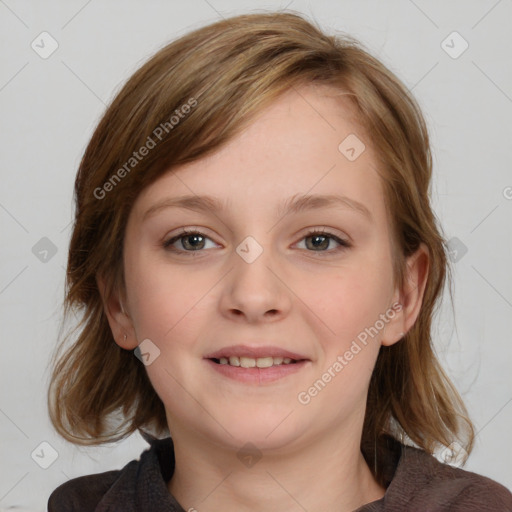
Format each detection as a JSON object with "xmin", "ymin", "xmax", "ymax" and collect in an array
[
  {"xmin": 381, "ymin": 243, "xmax": 430, "ymax": 347},
  {"xmin": 380, "ymin": 302, "xmax": 407, "ymax": 347},
  {"xmin": 96, "ymin": 274, "xmax": 138, "ymax": 350}
]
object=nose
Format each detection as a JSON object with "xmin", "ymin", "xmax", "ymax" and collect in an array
[{"xmin": 218, "ymin": 240, "xmax": 292, "ymax": 324}]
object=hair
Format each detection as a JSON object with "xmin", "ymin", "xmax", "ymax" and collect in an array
[{"xmin": 47, "ymin": 10, "xmax": 474, "ymax": 482}]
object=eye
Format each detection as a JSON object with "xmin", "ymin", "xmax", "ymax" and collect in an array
[
  {"xmin": 162, "ymin": 227, "xmax": 352, "ymax": 255},
  {"xmin": 296, "ymin": 228, "xmax": 351, "ymax": 254},
  {"xmin": 163, "ymin": 229, "xmax": 218, "ymax": 253}
]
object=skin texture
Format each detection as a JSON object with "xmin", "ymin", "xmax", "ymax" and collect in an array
[{"xmin": 100, "ymin": 83, "xmax": 429, "ymax": 512}]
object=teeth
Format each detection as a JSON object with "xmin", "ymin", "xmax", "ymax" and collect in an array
[
  {"xmin": 240, "ymin": 356, "xmax": 256, "ymax": 368},
  {"xmin": 218, "ymin": 356, "xmax": 297, "ymax": 367},
  {"xmin": 256, "ymin": 357, "xmax": 273, "ymax": 368}
]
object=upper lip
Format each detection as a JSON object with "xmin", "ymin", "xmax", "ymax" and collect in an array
[{"xmin": 204, "ymin": 345, "xmax": 309, "ymax": 360}]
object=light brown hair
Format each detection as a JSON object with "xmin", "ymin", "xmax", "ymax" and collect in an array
[{"xmin": 47, "ymin": 10, "xmax": 474, "ymax": 481}]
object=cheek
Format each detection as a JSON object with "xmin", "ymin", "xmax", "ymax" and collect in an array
[
  {"xmin": 124, "ymin": 249, "xmax": 181, "ymax": 339},
  {"xmin": 299, "ymin": 268, "xmax": 392, "ymax": 415},
  {"xmin": 123, "ymin": 255, "xmax": 205, "ymax": 404},
  {"xmin": 315, "ymin": 258, "xmax": 394, "ymax": 344},
  {"xmin": 124, "ymin": 249, "xmax": 217, "ymax": 347}
]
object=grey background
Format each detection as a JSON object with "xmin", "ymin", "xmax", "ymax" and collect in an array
[{"xmin": 1, "ymin": 0, "xmax": 511, "ymax": 510}]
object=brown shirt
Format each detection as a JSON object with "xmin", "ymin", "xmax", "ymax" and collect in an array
[{"xmin": 48, "ymin": 433, "xmax": 512, "ymax": 511}]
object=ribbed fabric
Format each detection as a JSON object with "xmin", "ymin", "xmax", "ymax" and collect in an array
[{"xmin": 48, "ymin": 433, "xmax": 512, "ymax": 511}]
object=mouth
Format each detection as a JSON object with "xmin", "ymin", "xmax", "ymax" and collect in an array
[
  {"xmin": 210, "ymin": 356, "xmax": 304, "ymax": 368},
  {"xmin": 204, "ymin": 345, "xmax": 311, "ymax": 384}
]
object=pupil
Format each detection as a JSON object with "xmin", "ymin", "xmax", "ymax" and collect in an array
[
  {"xmin": 185, "ymin": 234, "xmax": 204, "ymax": 250},
  {"xmin": 309, "ymin": 235, "xmax": 327, "ymax": 250}
]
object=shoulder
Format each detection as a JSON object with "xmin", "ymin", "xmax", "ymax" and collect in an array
[
  {"xmin": 47, "ymin": 434, "xmax": 174, "ymax": 512},
  {"xmin": 387, "ymin": 444, "xmax": 512, "ymax": 511},
  {"xmin": 430, "ymin": 463, "xmax": 512, "ymax": 510},
  {"xmin": 47, "ymin": 469, "xmax": 125, "ymax": 512}
]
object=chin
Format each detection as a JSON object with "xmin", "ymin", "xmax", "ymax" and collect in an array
[{"xmin": 207, "ymin": 407, "xmax": 307, "ymax": 451}]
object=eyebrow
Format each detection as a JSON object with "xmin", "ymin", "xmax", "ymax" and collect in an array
[{"xmin": 142, "ymin": 193, "xmax": 372, "ymax": 222}]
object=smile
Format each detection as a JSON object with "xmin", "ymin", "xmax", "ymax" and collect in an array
[
  {"xmin": 204, "ymin": 345, "xmax": 311, "ymax": 383},
  {"xmin": 212, "ymin": 356, "xmax": 299, "ymax": 367}
]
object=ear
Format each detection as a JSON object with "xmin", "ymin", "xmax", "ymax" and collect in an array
[
  {"xmin": 381, "ymin": 242, "xmax": 429, "ymax": 347},
  {"xmin": 96, "ymin": 274, "xmax": 139, "ymax": 350}
]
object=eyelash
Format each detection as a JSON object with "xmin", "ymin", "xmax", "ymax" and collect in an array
[{"xmin": 162, "ymin": 228, "xmax": 352, "ymax": 256}]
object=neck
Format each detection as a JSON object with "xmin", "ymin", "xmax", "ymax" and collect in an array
[{"xmin": 167, "ymin": 425, "xmax": 385, "ymax": 512}]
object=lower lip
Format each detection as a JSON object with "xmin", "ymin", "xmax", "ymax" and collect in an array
[{"xmin": 205, "ymin": 359, "xmax": 310, "ymax": 384}]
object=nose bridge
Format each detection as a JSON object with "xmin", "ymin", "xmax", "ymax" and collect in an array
[{"xmin": 220, "ymin": 233, "xmax": 290, "ymax": 321}]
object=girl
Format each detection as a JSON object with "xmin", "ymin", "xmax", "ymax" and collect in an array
[{"xmin": 47, "ymin": 11, "xmax": 512, "ymax": 511}]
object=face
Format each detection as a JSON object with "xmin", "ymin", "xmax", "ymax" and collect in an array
[{"xmin": 111, "ymin": 84, "xmax": 411, "ymax": 452}]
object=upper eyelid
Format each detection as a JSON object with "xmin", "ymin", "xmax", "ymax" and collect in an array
[{"xmin": 164, "ymin": 226, "xmax": 346, "ymax": 240}]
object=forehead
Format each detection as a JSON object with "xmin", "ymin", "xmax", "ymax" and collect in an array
[{"xmin": 131, "ymin": 83, "xmax": 387, "ymax": 226}]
